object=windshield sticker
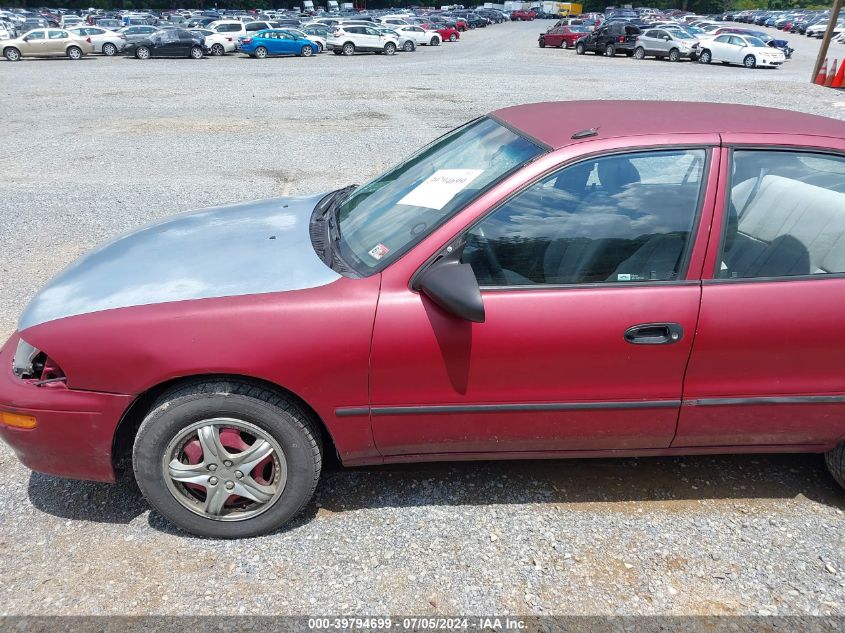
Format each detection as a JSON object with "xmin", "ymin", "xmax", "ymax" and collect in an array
[
  {"xmin": 397, "ymin": 169, "xmax": 484, "ymax": 210},
  {"xmin": 368, "ymin": 243, "xmax": 390, "ymax": 261}
]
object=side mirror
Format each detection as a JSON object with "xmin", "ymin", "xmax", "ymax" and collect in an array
[{"xmin": 415, "ymin": 248, "xmax": 485, "ymax": 323}]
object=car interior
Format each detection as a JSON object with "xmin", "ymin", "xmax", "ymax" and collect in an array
[{"xmin": 463, "ymin": 151, "xmax": 703, "ymax": 286}]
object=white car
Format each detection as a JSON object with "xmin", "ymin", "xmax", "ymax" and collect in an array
[
  {"xmin": 67, "ymin": 26, "xmax": 126, "ymax": 55},
  {"xmin": 328, "ymin": 25, "xmax": 400, "ymax": 56},
  {"xmin": 284, "ymin": 27, "xmax": 326, "ymax": 53},
  {"xmin": 189, "ymin": 28, "xmax": 236, "ymax": 55},
  {"xmin": 60, "ymin": 15, "xmax": 85, "ymax": 29},
  {"xmin": 392, "ymin": 24, "xmax": 442, "ymax": 46},
  {"xmin": 207, "ymin": 20, "xmax": 247, "ymax": 40},
  {"xmin": 698, "ymin": 33, "xmax": 785, "ymax": 69}
]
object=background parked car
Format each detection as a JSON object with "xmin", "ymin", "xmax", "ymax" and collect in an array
[
  {"xmin": 393, "ymin": 24, "xmax": 441, "ymax": 47},
  {"xmin": 123, "ymin": 28, "xmax": 206, "ymax": 59},
  {"xmin": 189, "ymin": 28, "xmax": 235, "ymax": 56},
  {"xmin": 634, "ymin": 28, "xmax": 699, "ymax": 61},
  {"xmin": 539, "ymin": 24, "xmax": 589, "ymax": 48},
  {"xmin": 239, "ymin": 29, "xmax": 319, "ymax": 58},
  {"xmin": 698, "ymin": 33, "xmax": 785, "ymax": 68},
  {"xmin": 328, "ymin": 25, "xmax": 399, "ymax": 56},
  {"xmin": 117, "ymin": 24, "xmax": 158, "ymax": 43},
  {"xmin": 575, "ymin": 22, "xmax": 641, "ymax": 56},
  {"xmin": 68, "ymin": 26, "xmax": 125, "ymax": 56},
  {"xmin": 1, "ymin": 27, "xmax": 93, "ymax": 61}
]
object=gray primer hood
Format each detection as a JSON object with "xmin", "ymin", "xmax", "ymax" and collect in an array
[{"xmin": 19, "ymin": 193, "xmax": 341, "ymax": 330}]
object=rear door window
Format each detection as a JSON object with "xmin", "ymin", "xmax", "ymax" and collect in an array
[{"xmin": 718, "ymin": 151, "xmax": 845, "ymax": 279}]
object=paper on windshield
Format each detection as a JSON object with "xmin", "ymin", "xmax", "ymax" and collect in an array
[{"xmin": 397, "ymin": 169, "xmax": 484, "ymax": 211}]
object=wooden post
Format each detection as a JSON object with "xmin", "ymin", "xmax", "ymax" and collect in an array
[{"xmin": 813, "ymin": 0, "xmax": 844, "ymax": 83}]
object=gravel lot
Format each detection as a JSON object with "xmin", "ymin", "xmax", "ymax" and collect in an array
[{"xmin": 1, "ymin": 20, "xmax": 845, "ymax": 618}]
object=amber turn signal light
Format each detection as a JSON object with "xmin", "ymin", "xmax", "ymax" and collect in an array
[{"xmin": 0, "ymin": 411, "xmax": 37, "ymax": 429}]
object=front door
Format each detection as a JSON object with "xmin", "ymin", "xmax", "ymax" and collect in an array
[
  {"xmin": 21, "ymin": 29, "xmax": 48, "ymax": 55},
  {"xmin": 370, "ymin": 147, "xmax": 716, "ymax": 457},
  {"xmin": 677, "ymin": 142, "xmax": 845, "ymax": 448}
]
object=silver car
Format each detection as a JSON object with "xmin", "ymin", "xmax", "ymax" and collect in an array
[
  {"xmin": 634, "ymin": 27, "xmax": 699, "ymax": 61},
  {"xmin": 68, "ymin": 26, "xmax": 126, "ymax": 55},
  {"xmin": 117, "ymin": 24, "xmax": 158, "ymax": 43}
]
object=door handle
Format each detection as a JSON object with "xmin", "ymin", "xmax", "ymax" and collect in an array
[{"xmin": 624, "ymin": 322, "xmax": 684, "ymax": 345}]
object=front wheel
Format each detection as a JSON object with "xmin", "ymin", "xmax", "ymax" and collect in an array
[
  {"xmin": 189, "ymin": 46, "xmax": 203, "ymax": 59},
  {"xmin": 254, "ymin": 46, "xmax": 267, "ymax": 59},
  {"xmin": 431, "ymin": 36, "xmax": 440, "ymax": 46},
  {"xmin": 743, "ymin": 54, "xmax": 756, "ymax": 68},
  {"xmin": 384, "ymin": 42, "xmax": 396, "ymax": 55},
  {"xmin": 133, "ymin": 381, "xmax": 323, "ymax": 539},
  {"xmin": 605, "ymin": 43, "xmax": 615, "ymax": 56},
  {"xmin": 403, "ymin": 40, "xmax": 414, "ymax": 52},
  {"xmin": 67, "ymin": 45, "xmax": 82, "ymax": 60},
  {"xmin": 698, "ymin": 49, "xmax": 711, "ymax": 64},
  {"xmin": 633, "ymin": 46, "xmax": 645, "ymax": 60},
  {"xmin": 575, "ymin": 42, "xmax": 585, "ymax": 55},
  {"xmin": 538, "ymin": 37, "xmax": 546, "ymax": 48},
  {"xmin": 135, "ymin": 45, "xmax": 150, "ymax": 60},
  {"xmin": 300, "ymin": 44, "xmax": 313, "ymax": 57},
  {"xmin": 102, "ymin": 42, "xmax": 117, "ymax": 56},
  {"xmin": 668, "ymin": 47, "xmax": 680, "ymax": 62}
]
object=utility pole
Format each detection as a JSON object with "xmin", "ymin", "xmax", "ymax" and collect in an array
[{"xmin": 812, "ymin": 0, "xmax": 843, "ymax": 82}]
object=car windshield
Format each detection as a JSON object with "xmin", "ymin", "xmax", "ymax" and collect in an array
[
  {"xmin": 745, "ymin": 36, "xmax": 766, "ymax": 47},
  {"xmin": 335, "ymin": 117, "xmax": 544, "ymax": 273}
]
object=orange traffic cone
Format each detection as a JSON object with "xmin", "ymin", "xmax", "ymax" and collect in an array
[
  {"xmin": 825, "ymin": 59, "xmax": 838, "ymax": 87},
  {"xmin": 833, "ymin": 60, "xmax": 845, "ymax": 88},
  {"xmin": 815, "ymin": 58, "xmax": 828, "ymax": 85}
]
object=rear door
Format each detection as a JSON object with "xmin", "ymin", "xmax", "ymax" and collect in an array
[{"xmin": 677, "ymin": 139, "xmax": 845, "ymax": 448}]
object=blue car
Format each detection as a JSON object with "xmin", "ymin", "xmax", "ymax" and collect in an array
[{"xmin": 239, "ymin": 29, "xmax": 319, "ymax": 58}]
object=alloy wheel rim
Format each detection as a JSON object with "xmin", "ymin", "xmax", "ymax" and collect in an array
[{"xmin": 162, "ymin": 417, "xmax": 287, "ymax": 522}]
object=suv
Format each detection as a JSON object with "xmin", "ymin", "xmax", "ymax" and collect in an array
[
  {"xmin": 328, "ymin": 25, "xmax": 399, "ymax": 55},
  {"xmin": 574, "ymin": 22, "xmax": 640, "ymax": 56},
  {"xmin": 634, "ymin": 28, "xmax": 699, "ymax": 61}
]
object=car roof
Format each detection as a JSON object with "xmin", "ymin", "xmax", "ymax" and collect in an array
[{"xmin": 491, "ymin": 101, "xmax": 845, "ymax": 149}]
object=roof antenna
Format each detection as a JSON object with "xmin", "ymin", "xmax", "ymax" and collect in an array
[{"xmin": 571, "ymin": 127, "xmax": 599, "ymax": 140}]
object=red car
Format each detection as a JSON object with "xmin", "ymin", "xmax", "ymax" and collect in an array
[
  {"xmin": 3, "ymin": 101, "xmax": 845, "ymax": 538},
  {"xmin": 539, "ymin": 24, "xmax": 590, "ymax": 48},
  {"xmin": 431, "ymin": 24, "xmax": 460, "ymax": 42},
  {"xmin": 511, "ymin": 9, "xmax": 536, "ymax": 21}
]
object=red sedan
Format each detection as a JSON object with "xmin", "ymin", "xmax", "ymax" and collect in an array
[
  {"xmin": 539, "ymin": 24, "xmax": 590, "ymax": 48},
  {"xmin": 3, "ymin": 101, "xmax": 845, "ymax": 538},
  {"xmin": 426, "ymin": 23, "xmax": 459, "ymax": 42}
]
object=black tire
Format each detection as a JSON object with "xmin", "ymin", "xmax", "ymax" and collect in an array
[
  {"xmin": 4, "ymin": 46, "xmax": 20, "ymax": 61},
  {"xmin": 316, "ymin": 42, "xmax": 323, "ymax": 53},
  {"xmin": 539, "ymin": 37, "xmax": 546, "ymax": 48},
  {"xmin": 743, "ymin": 54, "xmax": 756, "ymax": 68},
  {"xmin": 699, "ymin": 49, "xmax": 711, "ymax": 64},
  {"xmin": 135, "ymin": 45, "xmax": 150, "ymax": 60},
  {"xmin": 668, "ymin": 47, "xmax": 680, "ymax": 62},
  {"xmin": 254, "ymin": 46, "xmax": 267, "ymax": 59},
  {"xmin": 67, "ymin": 45, "xmax": 82, "ymax": 60},
  {"xmin": 575, "ymin": 42, "xmax": 585, "ymax": 55},
  {"xmin": 211, "ymin": 43, "xmax": 224, "ymax": 56},
  {"xmin": 633, "ymin": 46, "xmax": 645, "ymax": 60},
  {"xmin": 102, "ymin": 42, "xmax": 117, "ymax": 56},
  {"xmin": 342, "ymin": 42, "xmax": 354, "ymax": 56},
  {"xmin": 133, "ymin": 380, "xmax": 323, "ymax": 539},
  {"xmin": 300, "ymin": 44, "xmax": 312, "ymax": 57},
  {"xmin": 384, "ymin": 42, "xmax": 396, "ymax": 55},
  {"xmin": 605, "ymin": 43, "xmax": 615, "ymax": 56},
  {"xmin": 826, "ymin": 442, "xmax": 845, "ymax": 491},
  {"xmin": 332, "ymin": 49, "xmax": 342, "ymax": 55},
  {"xmin": 189, "ymin": 46, "xmax": 203, "ymax": 59},
  {"xmin": 430, "ymin": 36, "xmax": 440, "ymax": 46},
  {"xmin": 449, "ymin": 33, "xmax": 457, "ymax": 42},
  {"xmin": 403, "ymin": 40, "xmax": 414, "ymax": 52}
]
